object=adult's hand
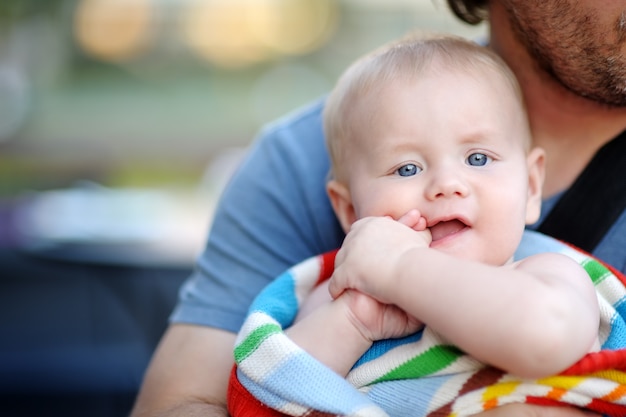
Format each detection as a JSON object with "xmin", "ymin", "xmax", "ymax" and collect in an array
[
  {"xmin": 475, "ymin": 403, "xmax": 600, "ymax": 417},
  {"xmin": 130, "ymin": 324, "xmax": 235, "ymax": 417}
]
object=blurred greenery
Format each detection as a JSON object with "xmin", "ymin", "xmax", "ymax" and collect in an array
[
  {"xmin": 0, "ymin": 0, "xmax": 485, "ymax": 197},
  {"xmin": 0, "ymin": 0, "xmax": 65, "ymax": 26}
]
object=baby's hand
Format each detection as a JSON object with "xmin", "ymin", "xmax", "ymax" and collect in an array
[
  {"xmin": 339, "ymin": 289, "xmax": 423, "ymax": 342},
  {"xmin": 296, "ymin": 281, "xmax": 423, "ymax": 341},
  {"xmin": 329, "ymin": 211, "xmax": 432, "ymax": 302}
]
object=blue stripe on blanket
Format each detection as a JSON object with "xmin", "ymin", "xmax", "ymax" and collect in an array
[
  {"xmin": 610, "ymin": 289, "xmax": 626, "ymax": 349},
  {"xmin": 368, "ymin": 376, "xmax": 456, "ymax": 416},
  {"xmin": 606, "ymin": 316, "xmax": 626, "ymax": 350},
  {"xmin": 248, "ymin": 270, "xmax": 299, "ymax": 327},
  {"xmin": 354, "ymin": 331, "xmax": 423, "ymax": 369}
]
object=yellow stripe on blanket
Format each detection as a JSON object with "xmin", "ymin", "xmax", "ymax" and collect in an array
[{"xmin": 482, "ymin": 381, "xmax": 521, "ymax": 409}]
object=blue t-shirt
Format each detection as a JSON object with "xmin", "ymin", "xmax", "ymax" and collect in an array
[{"xmin": 170, "ymin": 97, "xmax": 626, "ymax": 333}]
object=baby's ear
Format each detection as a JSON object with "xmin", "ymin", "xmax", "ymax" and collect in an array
[
  {"xmin": 525, "ymin": 147, "xmax": 546, "ymax": 224},
  {"xmin": 326, "ymin": 180, "xmax": 356, "ymax": 233}
]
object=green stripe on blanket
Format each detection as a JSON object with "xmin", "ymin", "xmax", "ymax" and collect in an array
[
  {"xmin": 373, "ymin": 345, "xmax": 465, "ymax": 384},
  {"xmin": 583, "ymin": 258, "xmax": 613, "ymax": 285},
  {"xmin": 234, "ymin": 322, "xmax": 283, "ymax": 363}
]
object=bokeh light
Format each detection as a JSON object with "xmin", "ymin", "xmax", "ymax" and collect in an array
[
  {"xmin": 180, "ymin": 0, "xmax": 338, "ymax": 68},
  {"xmin": 248, "ymin": 0, "xmax": 337, "ymax": 55},
  {"xmin": 181, "ymin": 0, "xmax": 271, "ymax": 68},
  {"xmin": 73, "ymin": 0, "xmax": 155, "ymax": 62}
]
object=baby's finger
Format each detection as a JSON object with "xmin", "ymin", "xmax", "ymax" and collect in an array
[{"xmin": 397, "ymin": 209, "xmax": 427, "ymax": 231}]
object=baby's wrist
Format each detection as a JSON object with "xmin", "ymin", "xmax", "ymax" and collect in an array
[
  {"xmin": 335, "ymin": 293, "xmax": 377, "ymax": 346},
  {"xmin": 341, "ymin": 291, "xmax": 388, "ymax": 346}
]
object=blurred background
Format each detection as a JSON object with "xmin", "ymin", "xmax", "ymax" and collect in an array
[{"xmin": 0, "ymin": 0, "xmax": 485, "ymax": 416}]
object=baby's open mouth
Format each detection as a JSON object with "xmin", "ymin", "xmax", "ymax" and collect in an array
[{"xmin": 429, "ymin": 219, "xmax": 468, "ymax": 242}]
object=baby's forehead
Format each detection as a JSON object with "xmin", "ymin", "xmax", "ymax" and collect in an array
[
  {"xmin": 353, "ymin": 75, "xmax": 531, "ymax": 148},
  {"xmin": 369, "ymin": 65, "xmax": 524, "ymax": 115},
  {"xmin": 404, "ymin": 61, "xmax": 517, "ymax": 94}
]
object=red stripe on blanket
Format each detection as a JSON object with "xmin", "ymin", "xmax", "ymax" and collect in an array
[
  {"xmin": 585, "ymin": 398, "xmax": 626, "ymax": 415},
  {"xmin": 525, "ymin": 397, "xmax": 570, "ymax": 408},
  {"xmin": 526, "ymin": 396, "xmax": 626, "ymax": 417},
  {"xmin": 317, "ymin": 250, "xmax": 338, "ymax": 286},
  {"xmin": 561, "ymin": 349, "xmax": 626, "ymax": 375},
  {"xmin": 528, "ymin": 396, "xmax": 626, "ymax": 417},
  {"xmin": 527, "ymin": 393, "xmax": 626, "ymax": 415},
  {"xmin": 228, "ymin": 365, "xmax": 291, "ymax": 417},
  {"xmin": 228, "ymin": 365, "xmax": 341, "ymax": 417}
]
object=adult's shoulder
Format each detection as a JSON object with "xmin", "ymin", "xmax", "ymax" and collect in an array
[
  {"xmin": 248, "ymin": 97, "xmax": 328, "ymax": 172},
  {"xmin": 260, "ymin": 97, "xmax": 326, "ymax": 138},
  {"xmin": 236, "ymin": 96, "xmax": 333, "ymax": 217}
]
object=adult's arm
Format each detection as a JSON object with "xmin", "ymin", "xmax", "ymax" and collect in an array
[
  {"xmin": 476, "ymin": 403, "xmax": 600, "ymax": 417},
  {"xmin": 130, "ymin": 325, "xmax": 234, "ymax": 417},
  {"xmin": 131, "ymin": 99, "xmax": 345, "ymax": 416}
]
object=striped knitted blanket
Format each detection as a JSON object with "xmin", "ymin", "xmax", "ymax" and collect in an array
[{"xmin": 228, "ymin": 230, "xmax": 626, "ymax": 417}]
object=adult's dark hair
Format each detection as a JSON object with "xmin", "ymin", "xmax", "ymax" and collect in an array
[{"xmin": 446, "ymin": 0, "xmax": 489, "ymax": 25}]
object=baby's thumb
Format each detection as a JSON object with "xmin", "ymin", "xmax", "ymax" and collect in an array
[{"xmin": 327, "ymin": 273, "xmax": 345, "ymax": 300}]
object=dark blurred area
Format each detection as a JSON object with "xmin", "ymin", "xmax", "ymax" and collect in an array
[{"xmin": 0, "ymin": 1, "xmax": 483, "ymax": 416}]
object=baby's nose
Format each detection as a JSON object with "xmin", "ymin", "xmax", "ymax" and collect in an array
[{"xmin": 424, "ymin": 170, "xmax": 469, "ymax": 200}]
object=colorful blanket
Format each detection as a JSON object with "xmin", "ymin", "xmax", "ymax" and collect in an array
[{"xmin": 227, "ymin": 231, "xmax": 626, "ymax": 417}]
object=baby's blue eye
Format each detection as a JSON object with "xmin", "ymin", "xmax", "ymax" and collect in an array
[
  {"xmin": 396, "ymin": 164, "xmax": 420, "ymax": 177},
  {"xmin": 467, "ymin": 153, "xmax": 490, "ymax": 166}
]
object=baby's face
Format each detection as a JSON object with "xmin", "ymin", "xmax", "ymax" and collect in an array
[{"xmin": 342, "ymin": 68, "xmax": 537, "ymax": 266}]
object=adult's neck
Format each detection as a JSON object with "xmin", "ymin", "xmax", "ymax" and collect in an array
[{"xmin": 488, "ymin": 2, "xmax": 626, "ymax": 197}]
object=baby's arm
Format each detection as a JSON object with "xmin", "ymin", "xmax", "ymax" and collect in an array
[
  {"xmin": 474, "ymin": 252, "xmax": 599, "ymax": 376},
  {"xmin": 329, "ymin": 217, "xmax": 600, "ymax": 379}
]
